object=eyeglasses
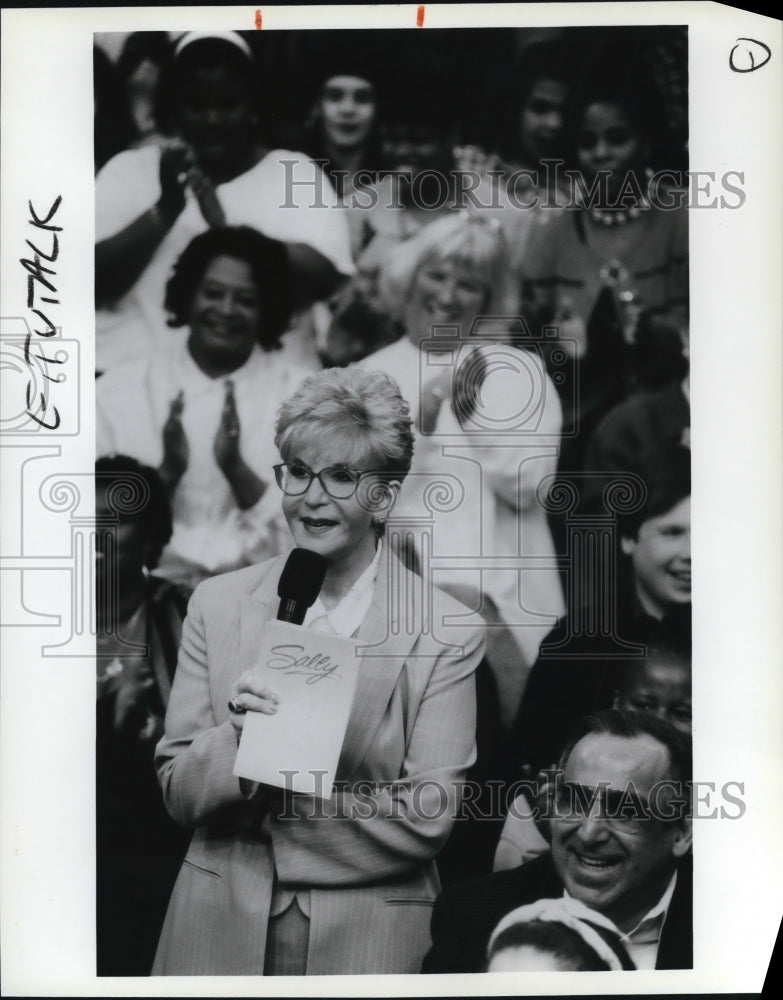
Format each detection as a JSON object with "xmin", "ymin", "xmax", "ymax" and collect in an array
[
  {"xmin": 273, "ymin": 462, "xmax": 374, "ymax": 500},
  {"xmin": 554, "ymin": 781, "xmax": 687, "ymax": 828}
]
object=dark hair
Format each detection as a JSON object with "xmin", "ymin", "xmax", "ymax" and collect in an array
[
  {"xmin": 116, "ymin": 30, "xmax": 171, "ymax": 82},
  {"xmin": 617, "ymin": 632, "xmax": 692, "ymax": 691},
  {"xmin": 563, "ymin": 41, "xmax": 668, "ymax": 171},
  {"xmin": 95, "ymin": 455, "xmax": 173, "ymax": 570},
  {"xmin": 516, "ymin": 38, "xmax": 575, "ymax": 107},
  {"xmin": 301, "ymin": 45, "xmax": 386, "ymax": 193},
  {"xmin": 164, "ymin": 226, "xmax": 291, "ymax": 351},
  {"xmin": 620, "ymin": 444, "xmax": 690, "ymax": 541},
  {"xmin": 559, "ymin": 708, "xmax": 693, "ymax": 790},
  {"xmin": 155, "ymin": 34, "xmax": 265, "ymax": 136},
  {"xmin": 93, "ymin": 45, "xmax": 137, "ymax": 172},
  {"xmin": 488, "ymin": 918, "xmax": 634, "ymax": 971}
]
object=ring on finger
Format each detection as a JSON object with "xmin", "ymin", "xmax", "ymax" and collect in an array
[{"xmin": 227, "ymin": 697, "xmax": 247, "ymax": 715}]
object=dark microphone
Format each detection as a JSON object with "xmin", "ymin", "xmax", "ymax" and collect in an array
[{"xmin": 277, "ymin": 548, "xmax": 329, "ymax": 625}]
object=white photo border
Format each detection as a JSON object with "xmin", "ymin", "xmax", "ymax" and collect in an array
[{"xmin": 1, "ymin": 3, "xmax": 781, "ymax": 996}]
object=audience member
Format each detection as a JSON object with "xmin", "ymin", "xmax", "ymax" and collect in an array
[
  {"xmin": 95, "ymin": 30, "xmax": 353, "ymax": 373},
  {"xmin": 117, "ymin": 30, "xmax": 172, "ymax": 145},
  {"xmin": 299, "ymin": 44, "xmax": 402, "ymax": 365},
  {"xmin": 486, "ymin": 896, "xmax": 635, "ymax": 971},
  {"xmin": 509, "ymin": 445, "xmax": 691, "ymax": 777},
  {"xmin": 95, "ymin": 456, "xmax": 191, "ymax": 975},
  {"xmin": 94, "ymin": 45, "xmax": 137, "ymax": 173},
  {"xmin": 614, "ymin": 637, "xmax": 692, "ymax": 734},
  {"xmin": 449, "ymin": 40, "xmax": 575, "ymax": 311},
  {"xmin": 582, "ymin": 320, "xmax": 690, "ymax": 513},
  {"xmin": 356, "ymin": 80, "xmax": 458, "ymax": 267},
  {"xmin": 423, "ymin": 709, "xmax": 693, "ymax": 972},
  {"xmin": 523, "ymin": 60, "xmax": 688, "ymax": 470},
  {"xmin": 301, "ymin": 45, "xmax": 384, "ymax": 245},
  {"xmin": 495, "ymin": 631, "xmax": 691, "ymax": 872},
  {"xmin": 316, "ymin": 103, "xmax": 462, "ymax": 370},
  {"xmin": 508, "ymin": 39, "xmax": 573, "ymax": 175},
  {"xmin": 455, "ymin": 37, "xmax": 575, "ymax": 208},
  {"xmin": 368, "ymin": 212, "xmax": 565, "ymax": 698},
  {"xmin": 97, "ymin": 227, "xmax": 305, "ymax": 589}
]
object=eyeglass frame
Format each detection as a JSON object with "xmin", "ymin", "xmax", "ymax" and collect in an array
[
  {"xmin": 273, "ymin": 462, "xmax": 383, "ymax": 500},
  {"xmin": 551, "ymin": 780, "xmax": 688, "ymax": 827}
]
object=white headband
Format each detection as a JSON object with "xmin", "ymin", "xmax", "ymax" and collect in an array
[
  {"xmin": 174, "ymin": 31, "xmax": 253, "ymax": 61},
  {"xmin": 487, "ymin": 896, "xmax": 628, "ymax": 971}
]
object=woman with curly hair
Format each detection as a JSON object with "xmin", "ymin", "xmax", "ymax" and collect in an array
[{"xmin": 97, "ymin": 226, "xmax": 306, "ymax": 588}]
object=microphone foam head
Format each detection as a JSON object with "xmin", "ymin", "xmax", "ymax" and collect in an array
[{"xmin": 277, "ymin": 548, "xmax": 329, "ymax": 608}]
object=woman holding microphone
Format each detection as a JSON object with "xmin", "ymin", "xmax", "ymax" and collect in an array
[{"xmin": 152, "ymin": 366, "xmax": 485, "ymax": 975}]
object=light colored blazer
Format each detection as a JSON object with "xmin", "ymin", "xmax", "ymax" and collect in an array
[{"xmin": 152, "ymin": 547, "xmax": 485, "ymax": 976}]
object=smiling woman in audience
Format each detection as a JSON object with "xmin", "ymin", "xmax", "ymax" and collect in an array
[
  {"xmin": 94, "ymin": 30, "xmax": 353, "ymax": 373},
  {"xmin": 97, "ymin": 226, "xmax": 306, "ymax": 589},
  {"xmin": 301, "ymin": 46, "xmax": 383, "ymax": 209},
  {"xmin": 366, "ymin": 212, "xmax": 564, "ymax": 703}
]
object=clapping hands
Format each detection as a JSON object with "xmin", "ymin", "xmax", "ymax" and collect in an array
[
  {"xmin": 158, "ymin": 384, "xmax": 265, "ymax": 510},
  {"xmin": 158, "ymin": 138, "xmax": 226, "ymax": 228},
  {"xmin": 159, "ymin": 391, "xmax": 189, "ymax": 491},
  {"xmin": 213, "ymin": 380, "xmax": 242, "ymax": 474}
]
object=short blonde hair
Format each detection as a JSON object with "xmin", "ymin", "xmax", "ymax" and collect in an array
[
  {"xmin": 379, "ymin": 213, "xmax": 518, "ymax": 324},
  {"xmin": 275, "ymin": 366, "xmax": 414, "ymax": 482}
]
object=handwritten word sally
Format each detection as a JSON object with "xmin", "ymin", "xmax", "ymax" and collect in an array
[
  {"xmin": 19, "ymin": 196, "xmax": 63, "ymax": 428},
  {"xmin": 267, "ymin": 644, "xmax": 342, "ymax": 685}
]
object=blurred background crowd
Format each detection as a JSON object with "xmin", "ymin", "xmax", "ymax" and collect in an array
[{"xmin": 93, "ymin": 24, "xmax": 691, "ymax": 976}]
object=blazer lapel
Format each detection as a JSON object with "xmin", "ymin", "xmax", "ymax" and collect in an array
[
  {"xmin": 237, "ymin": 558, "xmax": 285, "ymax": 691},
  {"xmin": 337, "ymin": 548, "xmax": 420, "ymax": 780},
  {"xmin": 235, "ymin": 549, "xmax": 421, "ymax": 783}
]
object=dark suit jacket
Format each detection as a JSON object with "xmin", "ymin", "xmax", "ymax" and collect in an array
[
  {"xmin": 96, "ymin": 575, "xmax": 191, "ymax": 977},
  {"xmin": 421, "ymin": 852, "xmax": 693, "ymax": 973}
]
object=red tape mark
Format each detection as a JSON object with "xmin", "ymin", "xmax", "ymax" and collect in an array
[
  {"xmin": 255, "ymin": 9, "xmax": 262, "ymax": 29},
  {"xmin": 416, "ymin": 5, "xmax": 425, "ymax": 27}
]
